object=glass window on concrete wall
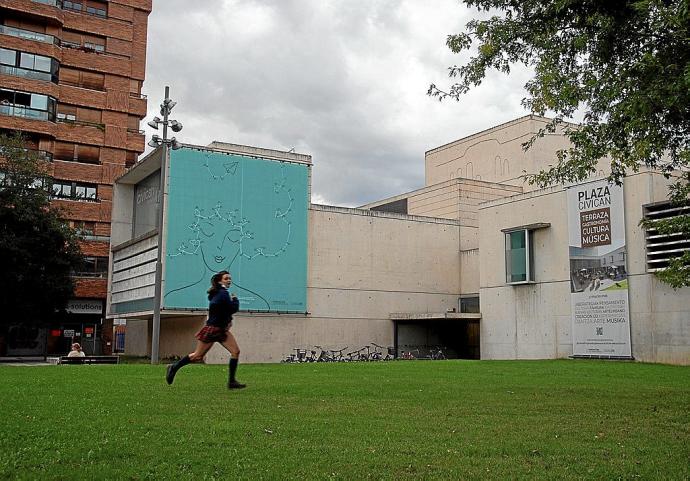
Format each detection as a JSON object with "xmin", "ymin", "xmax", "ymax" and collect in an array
[{"xmin": 505, "ymin": 229, "xmax": 534, "ymax": 284}]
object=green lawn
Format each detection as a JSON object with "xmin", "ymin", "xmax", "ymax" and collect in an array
[{"xmin": 0, "ymin": 360, "xmax": 688, "ymax": 480}]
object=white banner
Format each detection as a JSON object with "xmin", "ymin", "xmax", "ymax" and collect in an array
[{"xmin": 567, "ymin": 179, "xmax": 632, "ymax": 358}]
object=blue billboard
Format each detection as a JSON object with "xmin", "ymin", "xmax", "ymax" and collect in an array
[{"xmin": 163, "ymin": 147, "xmax": 309, "ymax": 312}]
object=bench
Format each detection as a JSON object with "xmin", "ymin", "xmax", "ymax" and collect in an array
[{"xmin": 59, "ymin": 355, "xmax": 119, "ymax": 365}]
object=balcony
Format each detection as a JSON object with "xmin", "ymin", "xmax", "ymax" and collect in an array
[
  {"xmin": 62, "ymin": 2, "xmax": 107, "ymax": 19},
  {"xmin": 0, "ymin": 25, "xmax": 59, "ymax": 46},
  {"xmin": 32, "ymin": 0, "xmax": 63, "ymax": 6},
  {"xmin": 57, "ymin": 115, "xmax": 105, "ymax": 130},
  {"xmin": 0, "ymin": 146, "xmax": 53, "ymax": 162},
  {"xmin": 0, "ymin": 64, "xmax": 54, "ymax": 83},
  {"xmin": 0, "ymin": 103, "xmax": 54, "ymax": 122}
]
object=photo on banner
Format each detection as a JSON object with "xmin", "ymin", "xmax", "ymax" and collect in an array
[{"xmin": 566, "ymin": 179, "xmax": 632, "ymax": 358}]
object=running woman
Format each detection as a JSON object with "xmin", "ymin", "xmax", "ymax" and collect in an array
[{"xmin": 166, "ymin": 270, "xmax": 246, "ymax": 389}]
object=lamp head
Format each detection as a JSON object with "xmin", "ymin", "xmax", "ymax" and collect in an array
[
  {"xmin": 169, "ymin": 120, "xmax": 183, "ymax": 132},
  {"xmin": 148, "ymin": 134, "xmax": 161, "ymax": 148},
  {"xmin": 147, "ymin": 117, "xmax": 161, "ymax": 130}
]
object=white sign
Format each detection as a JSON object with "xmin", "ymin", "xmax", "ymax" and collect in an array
[
  {"xmin": 66, "ymin": 300, "xmax": 103, "ymax": 315},
  {"xmin": 63, "ymin": 329, "xmax": 75, "ymax": 337},
  {"xmin": 567, "ymin": 179, "xmax": 632, "ymax": 358}
]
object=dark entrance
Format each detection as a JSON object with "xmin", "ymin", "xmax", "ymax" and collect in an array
[{"xmin": 393, "ymin": 316, "xmax": 480, "ymax": 359}]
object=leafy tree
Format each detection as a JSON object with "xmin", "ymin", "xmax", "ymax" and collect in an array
[
  {"xmin": 0, "ymin": 132, "xmax": 83, "ymax": 327},
  {"xmin": 429, "ymin": 0, "xmax": 690, "ymax": 287}
]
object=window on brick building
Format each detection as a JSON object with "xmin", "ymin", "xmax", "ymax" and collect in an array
[
  {"xmin": 129, "ymin": 79, "xmax": 141, "ymax": 96},
  {"xmin": 52, "ymin": 179, "xmax": 98, "ymax": 201},
  {"xmin": 0, "ymin": 18, "xmax": 56, "ymax": 45},
  {"xmin": 62, "ymin": 29, "xmax": 106, "ymax": 52},
  {"xmin": 73, "ymin": 256, "xmax": 108, "ymax": 278},
  {"xmin": 69, "ymin": 220, "xmax": 96, "ymax": 236},
  {"xmin": 85, "ymin": 1, "xmax": 108, "ymax": 18},
  {"xmin": 56, "ymin": 104, "xmax": 77, "ymax": 122},
  {"xmin": 0, "ymin": 88, "xmax": 57, "ymax": 121},
  {"xmin": 127, "ymin": 115, "xmax": 141, "ymax": 133},
  {"xmin": 54, "ymin": 142, "xmax": 100, "ymax": 164},
  {"xmin": 125, "ymin": 151, "xmax": 138, "ymax": 167},
  {"xmin": 0, "ymin": 47, "xmax": 58, "ymax": 83},
  {"xmin": 64, "ymin": 1, "xmax": 108, "ymax": 18},
  {"xmin": 57, "ymin": 103, "xmax": 102, "ymax": 125},
  {"xmin": 60, "ymin": 67, "xmax": 105, "ymax": 91}
]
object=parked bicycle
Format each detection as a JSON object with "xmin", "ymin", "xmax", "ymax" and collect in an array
[
  {"xmin": 426, "ymin": 346, "xmax": 447, "ymax": 360},
  {"xmin": 283, "ymin": 343, "xmax": 446, "ymax": 363}
]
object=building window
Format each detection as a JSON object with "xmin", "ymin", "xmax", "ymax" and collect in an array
[
  {"xmin": 52, "ymin": 180, "xmax": 98, "ymax": 201},
  {"xmin": 459, "ymin": 296, "xmax": 480, "ymax": 313},
  {"xmin": 0, "ymin": 23, "xmax": 58, "ymax": 45},
  {"xmin": 31, "ymin": 0, "xmax": 62, "ymax": 6},
  {"xmin": 125, "ymin": 151, "xmax": 138, "ymax": 167},
  {"xmin": 61, "ymin": 29, "xmax": 106, "ymax": 52},
  {"xmin": 59, "ymin": 67, "xmax": 105, "ymax": 91},
  {"xmin": 69, "ymin": 220, "xmax": 96, "ymax": 236},
  {"xmin": 0, "ymin": 170, "xmax": 49, "ymax": 190},
  {"xmin": 63, "ymin": 0, "xmax": 107, "ymax": 18},
  {"xmin": 643, "ymin": 202, "xmax": 690, "ymax": 271},
  {"xmin": 57, "ymin": 103, "xmax": 102, "ymax": 126},
  {"xmin": 73, "ymin": 256, "xmax": 108, "ymax": 278},
  {"xmin": 505, "ymin": 229, "xmax": 534, "ymax": 284},
  {"xmin": 54, "ymin": 141, "xmax": 100, "ymax": 164},
  {"xmin": 0, "ymin": 48, "xmax": 58, "ymax": 83},
  {"xmin": 0, "ymin": 88, "xmax": 57, "ymax": 122}
]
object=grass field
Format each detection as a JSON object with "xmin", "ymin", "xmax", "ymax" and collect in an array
[{"xmin": 0, "ymin": 359, "xmax": 688, "ymax": 480}]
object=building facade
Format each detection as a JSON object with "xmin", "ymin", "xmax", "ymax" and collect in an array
[
  {"xmin": 0, "ymin": 0, "xmax": 151, "ymax": 356},
  {"xmin": 364, "ymin": 115, "xmax": 689, "ymax": 365},
  {"xmin": 112, "ymin": 116, "xmax": 689, "ymax": 365}
]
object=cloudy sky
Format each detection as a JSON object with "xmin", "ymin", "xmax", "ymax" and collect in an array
[{"xmin": 142, "ymin": 0, "xmax": 532, "ymax": 207}]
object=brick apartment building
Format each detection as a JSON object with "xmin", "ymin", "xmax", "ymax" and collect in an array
[{"xmin": 0, "ymin": 0, "xmax": 151, "ymax": 356}]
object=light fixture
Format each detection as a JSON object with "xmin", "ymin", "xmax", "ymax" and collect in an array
[
  {"xmin": 170, "ymin": 137, "xmax": 181, "ymax": 150},
  {"xmin": 147, "ymin": 116, "xmax": 161, "ymax": 129},
  {"xmin": 160, "ymin": 100, "xmax": 177, "ymax": 116},
  {"xmin": 169, "ymin": 120, "xmax": 183, "ymax": 132},
  {"xmin": 147, "ymin": 134, "xmax": 161, "ymax": 148}
]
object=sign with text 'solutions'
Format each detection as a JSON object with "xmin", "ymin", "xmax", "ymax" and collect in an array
[
  {"xmin": 567, "ymin": 179, "xmax": 631, "ymax": 358},
  {"xmin": 163, "ymin": 147, "xmax": 309, "ymax": 313}
]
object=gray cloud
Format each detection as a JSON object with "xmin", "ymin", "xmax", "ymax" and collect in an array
[{"xmin": 143, "ymin": 0, "xmax": 530, "ymax": 206}]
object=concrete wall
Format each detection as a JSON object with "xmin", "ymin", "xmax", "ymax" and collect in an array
[
  {"xmin": 478, "ymin": 172, "xmax": 690, "ymax": 364},
  {"xmin": 125, "ymin": 205, "xmax": 464, "ymax": 363},
  {"xmin": 361, "ymin": 178, "xmax": 523, "ymax": 226},
  {"xmin": 424, "ymin": 115, "xmax": 609, "ymax": 189}
]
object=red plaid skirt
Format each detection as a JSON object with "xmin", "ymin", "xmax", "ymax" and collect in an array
[{"xmin": 195, "ymin": 325, "xmax": 228, "ymax": 343}]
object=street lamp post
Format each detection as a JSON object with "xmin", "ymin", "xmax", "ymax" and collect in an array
[{"xmin": 147, "ymin": 86, "xmax": 183, "ymax": 364}]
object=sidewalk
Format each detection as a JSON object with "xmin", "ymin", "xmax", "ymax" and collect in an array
[{"xmin": 0, "ymin": 357, "xmax": 55, "ymax": 366}]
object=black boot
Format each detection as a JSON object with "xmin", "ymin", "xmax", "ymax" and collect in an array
[
  {"xmin": 166, "ymin": 355, "xmax": 191, "ymax": 385},
  {"xmin": 227, "ymin": 358, "xmax": 246, "ymax": 389}
]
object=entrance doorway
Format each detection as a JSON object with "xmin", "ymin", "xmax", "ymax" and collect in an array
[{"xmin": 394, "ymin": 318, "xmax": 480, "ymax": 359}]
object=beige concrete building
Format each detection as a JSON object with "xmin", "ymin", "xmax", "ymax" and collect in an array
[
  {"xmin": 364, "ymin": 114, "xmax": 689, "ymax": 365},
  {"xmin": 112, "ymin": 115, "xmax": 689, "ymax": 365}
]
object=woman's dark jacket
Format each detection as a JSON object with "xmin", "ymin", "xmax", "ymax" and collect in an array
[{"xmin": 206, "ymin": 287, "xmax": 239, "ymax": 330}]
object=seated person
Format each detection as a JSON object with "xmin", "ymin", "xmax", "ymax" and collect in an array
[{"xmin": 67, "ymin": 342, "xmax": 86, "ymax": 357}]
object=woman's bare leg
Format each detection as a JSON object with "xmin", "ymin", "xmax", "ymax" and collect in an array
[
  {"xmin": 220, "ymin": 331, "xmax": 240, "ymax": 359},
  {"xmin": 188, "ymin": 340, "xmax": 214, "ymax": 362},
  {"xmin": 221, "ymin": 331, "xmax": 245, "ymax": 388},
  {"xmin": 166, "ymin": 340, "xmax": 213, "ymax": 385}
]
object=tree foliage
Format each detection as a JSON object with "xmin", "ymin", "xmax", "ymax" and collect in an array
[
  {"xmin": 430, "ymin": 0, "xmax": 690, "ymax": 287},
  {"xmin": 0, "ymin": 133, "xmax": 83, "ymax": 326}
]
